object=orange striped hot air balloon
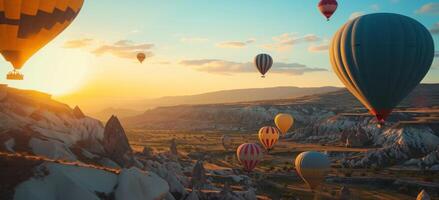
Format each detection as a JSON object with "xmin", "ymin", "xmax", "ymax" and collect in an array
[
  {"xmin": 0, "ymin": 0, "xmax": 84, "ymax": 80},
  {"xmin": 258, "ymin": 126, "xmax": 279, "ymax": 151},
  {"xmin": 236, "ymin": 143, "xmax": 264, "ymax": 172}
]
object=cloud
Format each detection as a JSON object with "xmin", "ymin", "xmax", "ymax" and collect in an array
[
  {"xmin": 180, "ymin": 59, "xmax": 327, "ymax": 76},
  {"xmin": 180, "ymin": 37, "xmax": 209, "ymax": 43},
  {"xmin": 430, "ymin": 23, "xmax": 439, "ymax": 34},
  {"xmin": 92, "ymin": 40, "xmax": 154, "ymax": 59},
  {"xmin": 416, "ymin": 3, "xmax": 439, "ymax": 15},
  {"xmin": 63, "ymin": 38, "xmax": 94, "ymax": 49},
  {"xmin": 370, "ymin": 4, "xmax": 380, "ymax": 11},
  {"xmin": 216, "ymin": 39, "xmax": 256, "ymax": 49},
  {"xmin": 263, "ymin": 33, "xmax": 321, "ymax": 52},
  {"xmin": 349, "ymin": 12, "xmax": 364, "ymax": 20},
  {"xmin": 308, "ymin": 44, "xmax": 329, "ymax": 52}
]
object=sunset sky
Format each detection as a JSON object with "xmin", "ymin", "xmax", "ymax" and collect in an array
[{"xmin": 0, "ymin": 0, "xmax": 438, "ymax": 112}]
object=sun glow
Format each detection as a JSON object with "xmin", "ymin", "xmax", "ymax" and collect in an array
[{"xmin": 2, "ymin": 49, "xmax": 91, "ymax": 97}]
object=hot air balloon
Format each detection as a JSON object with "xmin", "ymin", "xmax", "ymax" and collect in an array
[
  {"xmin": 275, "ymin": 113, "xmax": 294, "ymax": 136},
  {"xmin": 0, "ymin": 0, "xmax": 85, "ymax": 80},
  {"xmin": 221, "ymin": 135, "xmax": 233, "ymax": 151},
  {"xmin": 318, "ymin": 0, "xmax": 338, "ymax": 21},
  {"xmin": 417, "ymin": 190, "xmax": 430, "ymax": 200},
  {"xmin": 295, "ymin": 151, "xmax": 330, "ymax": 190},
  {"xmin": 258, "ymin": 126, "xmax": 279, "ymax": 151},
  {"xmin": 236, "ymin": 143, "xmax": 264, "ymax": 172},
  {"xmin": 137, "ymin": 52, "xmax": 146, "ymax": 63},
  {"xmin": 330, "ymin": 13, "xmax": 434, "ymax": 124},
  {"xmin": 254, "ymin": 54, "xmax": 273, "ymax": 78}
]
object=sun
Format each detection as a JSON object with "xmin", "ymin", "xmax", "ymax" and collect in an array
[{"xmin": 3, "ymin": 49, "xmax": 91, "ymax": 97}]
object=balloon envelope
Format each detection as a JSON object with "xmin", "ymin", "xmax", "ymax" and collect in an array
[
  {"xmin": 330, "ymin": 13, "xmax": 434, "ymax": 123},
  {"xmin": 0, "ymin": 0, "xmax": 84, "ymax": 76},
  {"xmin": 221, "ymin": 135, "xmax": 233, "ymax": 151},
  {"xmin": 254, "ymin": 54, "xmax": 273, "ymax": 78},
  {"xmin": 295, "ymin": 151, "xmax": 330, "ymax": 190},
  {"xmin": 236, "ymin": 143, "xmax": 264, "ymax": 172},
  {"xmin": 275, "ymin": 113, "xmax": 294, "ymax": 136},
  {"xmin": 137, "ymin": 52, "xmax": 146, "ymax": 63},
  {"xmin": 318, "ymin": 0, "xmax": 338, "ymax": 21},
  {"xmin": 258, "ymin": 126, "xmax": 279, "ymax": 151}
]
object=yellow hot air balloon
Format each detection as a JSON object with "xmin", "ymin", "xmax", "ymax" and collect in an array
[
  {"xmin": 274, "ymin": 113, "xmax": 294, "ymax": 136},
  {"xmin": 258, "ymin": 126, "xmax": 279, "ymax": 151},
  {"xmin": 0, "ymin": 0, "xmax": 85, "ymax": 80},
  {"xmin": 295, "ymin": 151, "xmax": 330, "ymax": 191}
]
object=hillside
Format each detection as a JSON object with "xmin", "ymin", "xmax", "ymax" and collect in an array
[
  {"xmin": 92, "ymin": 86, "xmax": 340, "ymax": 120},
  {"xmin": 123, "ymin": 84, "xmax": 439, "ymax": 131}
]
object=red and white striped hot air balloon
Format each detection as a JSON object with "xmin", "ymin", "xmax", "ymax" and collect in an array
[
  {"xmin": 318, "ymin": 0, "xmax": 338, "ymax": 21},
  {"xmin": 236, "ymin": 143, "xmax": 264, "ymax": 172},
  {"xmin": 258, "ymin": 126, "xmax": 280, "ymax": 151}
]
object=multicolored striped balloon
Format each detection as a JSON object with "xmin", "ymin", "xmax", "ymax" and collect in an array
[
  {"xmin": 318, "ymin": 0, "xmax": 338, "ymax": 21},
  {"xmin": 258, "ymin": 126, "xmax": 280, "ymax": 151},
  {"xmin": 254, "ymin": 53, "xmax": 273, "ymax": 78},
  {"xmin": 236, "ymin": 143, "xmax": 264, "ymax": 172}
]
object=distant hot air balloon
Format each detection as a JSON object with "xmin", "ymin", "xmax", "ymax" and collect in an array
[
  {"xmin": 275, "ymin": 113, "xmax": 294, "ymax": 136},
  {"xmin": 221, "ymin": 135, "xmax": 233, "ymax": 151},
  {"xmin": 330, "ymin": 13, "xmax": 434, "ymax": 124},
  {"xmin": 254, "ymin": 54, "xmax": 273, "ymax": 78},
  {"xmin": 258, "ymin": 126, "xmax": 279, "ymax": 151},
  {"xmin": 236, "ymin": 143, "xmax": 264, "ymax": 172},
  {"xmin": 295, "ymin": 151, "xmax": 330, "ymax": 190},
  {"xmin": 137, "ymin": 52, "xmax": 146, "ymax": 63},
  {"xmin": 0, "ymin": 0, "xmax": 85, "ymax": 80},
  {"xmin": 417, "ymin": 190, "xmax": 430, "ymax": 200},
  {"xmin": 318, "ymin": 0, "xmax": 338, "ymax": 21}
]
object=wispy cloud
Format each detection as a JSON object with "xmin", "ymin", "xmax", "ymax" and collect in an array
[
  {"xmin": 92, "ymin": 40, "xmax": 154, "ymax": 59},
  {"xmin": 370, "ymin": 4, "xmax": 380, "ymax": 11},
  {"xmin": 180, "ymin": 37, "xmax": 209, "ymax": 44},
  {"xmin": 216, "ymin": 39, "xmax": 255, "ymax": 49},
  {"xmin": 308, "ymin": 44, "xmax": 329, "ymax": 52},
  {"xmin": 263, "ymin": 33, "xmax": 321, "ymax": 52},
  {"xmin": 63, "ymin": 38, "xmax": 94, "ymax": 49},
  {"xmin": 416, "ymin": 3, "xmax": 439, "ymax": 15},
  {"xmin": 430, "ymin": 22, "xmax": 439, "ymax": 34},
  {"xmin": 180, "ymin": 59, "xmax": 327, "ymax": 76}
]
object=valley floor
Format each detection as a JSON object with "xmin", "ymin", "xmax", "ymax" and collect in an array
[{"xmin": 127, "ymin": 130, "xmax": 439, "ymax": 200}]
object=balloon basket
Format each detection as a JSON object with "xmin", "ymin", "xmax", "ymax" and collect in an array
[
  {"xmin": 6, "ymin": 70, "xmax": 23, "ymax": 80},
  {"xmin": 261, "ymin": 75, "xmax": 265, "ymax": 78}
]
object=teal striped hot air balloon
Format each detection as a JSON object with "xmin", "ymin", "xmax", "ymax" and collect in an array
[{"xmin": 330, "ymin": 13, "xmax": 434, "ymax": 123}]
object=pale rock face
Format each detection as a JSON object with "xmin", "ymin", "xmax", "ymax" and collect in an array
[
  {"xmin": 29, "ymin": 138, "xmax": 77, "ymax": 161},
  {"xmin": 14, "ymin": 162, "xmax": 118, "ymax": 200},
  {"xmin": 115, "ymin": 167, "xmax": 169, "ymax": 200}
]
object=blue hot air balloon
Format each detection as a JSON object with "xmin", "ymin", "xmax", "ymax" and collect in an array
[{"xmin": 330, "ymin": 13, "xmax": 434, "ymax": 124}]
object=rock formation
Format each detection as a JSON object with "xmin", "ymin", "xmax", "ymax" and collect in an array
[{"xmin": 102, "ymin": 115, "xmax": 133, "ymax": 167}]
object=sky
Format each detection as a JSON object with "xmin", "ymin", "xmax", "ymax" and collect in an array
[{"xmin": 0, "ymin": 0, "xmax": 438, "ymax": 112}]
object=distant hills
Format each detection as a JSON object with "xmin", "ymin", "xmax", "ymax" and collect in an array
[
  {"xmin": 92, "ymin": 86, "xmax": 341, "ymax": 120},
  {"xmin": 122, "ymin": 84, "xmax": 439, "ymax": 130}
]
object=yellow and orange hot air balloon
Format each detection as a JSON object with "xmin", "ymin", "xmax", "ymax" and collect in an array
[
  {"xmin": 0, "ymin": 0, "xmax": 85, "ymax": 80},
  {"xmin": 236, "ymin": 143, "xmax": 264, "ymax": 172},
  {"xmin": 258, "ymin": 126, "xmax": 279, "ymax": 151},
  {"xmin": 274, "ymin": 113, "xmax": 294, "ymax": 136}
]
